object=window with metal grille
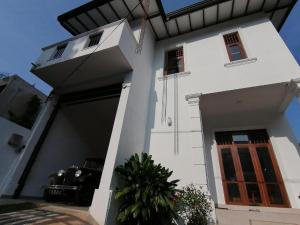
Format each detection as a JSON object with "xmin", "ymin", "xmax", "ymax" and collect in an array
[
  {"xmin": 164, "ymin": 47, "xmax": 184, "ymax": 75},
  {"xmin": 224, "ymin": 32, "xmax": 247, "ymax": 61},
  {"xmin": 87, "ymin": 33, "xmax": 102, "ymax": 48},
  {"xmin": 52, "ymin": 44, "xmax": 67, "ymax": 59}
]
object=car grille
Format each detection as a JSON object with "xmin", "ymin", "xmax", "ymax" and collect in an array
[{"xmin": 63, "ymin": 168, "xmax": 77, "ymax": 185}]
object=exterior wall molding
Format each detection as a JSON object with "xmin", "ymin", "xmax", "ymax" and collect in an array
[
  {"xmin": 224, "ymin": 57, "xmax": 257, "ymax": 68},
  {"xmin": 157, "ymin": 71, "xmax": 191, "ymax": 81},
  {"xmin": 292, "ymin": 78, "xmax": 300, "ymax": 101},
  {"xmin": 278, "ymin": 78, "xmax": 300, "ymax": 112},
  {"xmin": 185, "ymin": 93, "xmax": 202, "ymax": 102}
]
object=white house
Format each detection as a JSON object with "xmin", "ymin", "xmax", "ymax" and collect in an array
[{"xmin": 3, "ymin": 0, "xmax": 300, "ymax": 224}]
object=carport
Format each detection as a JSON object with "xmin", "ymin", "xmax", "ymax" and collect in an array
[{"xmin": 15, "ymin": 84, "xmax": 122, "ymax": 200}]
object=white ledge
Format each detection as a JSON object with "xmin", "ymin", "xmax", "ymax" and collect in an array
[
  {"xmin": 224, "ymin": 57, "xmax": 257, "ymax": 68},
  {"xmin": 158, "ymin": 71, "xmax": 191, "ymax": 80}
]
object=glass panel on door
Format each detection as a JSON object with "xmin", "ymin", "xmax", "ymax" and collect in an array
[
  {"xmin": 221, "ymin": 148, "xmax": 237, "ymax": 181},
  {"xmin": 256, "ymin": 147, "xmax": 284, "ymax": 205},
  {"xmin": 238, "ymin": 148, "xmax": 262, "ymax": 204},
  {"xmin": 221, "ymin": 148, "xmax": 242, "ymax": 202},
  {"xmin": 216, "ymin": 130, "xmax": 290, "ymax": 207}
]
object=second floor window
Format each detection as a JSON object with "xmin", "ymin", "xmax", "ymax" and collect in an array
[
  {"xmin": 164, "ymin": 47, "xmax": 184, "ymax": 75},
  {"xmin": 87, "ymin": 33, "xmax": 102, "ymax": 48},
  {"xmin": 223, "ymin": 32, "xmax": 247, "ymax": 61},
  {"xmin": 52, "ymin": 44, "xmax": 67, "ymax": 59}
]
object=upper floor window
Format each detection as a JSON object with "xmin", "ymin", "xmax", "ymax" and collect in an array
[
  {"xmin": 223, "ymin": 32, "xmax": 247, "ymax": 61},
  {"xmin": 164, "ymin": 47, "xmax": 184, "ymax": 75},
  {"xmin": 87, "ymin": 33, "xmax": 102, "ymax": 48},
  {"xmin": 52, "ymin": 44, "xmax": 67, "ymax": 59}
]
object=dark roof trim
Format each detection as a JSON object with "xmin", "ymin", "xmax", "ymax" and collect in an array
[
  {"xmin": 58, "ymin": 0, "xmax": 297, "ymax": 38},
  {"xmin": 121, "ymin": 0, "xmax": 135, "ymax": 20},
  {"xmin": 155, "ymin": 0, "xmax": 166, "ymax": 20},
  {"xmin": 58, "ymin": 0, "xmax": 112, "ymax": 22},
  {"xmin": 277, "ymin": 0, "xmax": 297, "ymax": 31},
  {"xmin": 166, "ymin": 0, "xmax": 231, "ymax": 20}
]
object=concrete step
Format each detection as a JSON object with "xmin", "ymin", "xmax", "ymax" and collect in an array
[{"xmin": 216, "ymin": 205, "xmax": 300, "ymax": 225}]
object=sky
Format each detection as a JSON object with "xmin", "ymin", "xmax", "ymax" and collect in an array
[{"xmin": 0, "ymin": 0, "xmax": 299, "ymax": 140}]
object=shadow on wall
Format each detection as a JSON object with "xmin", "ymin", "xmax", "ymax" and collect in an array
[
  {"xmin": 269, "ymin": 113, "xmax": 300, "ymax": 160},
  {"xmin": 285, "ymin": 97, "xmax": 300, "ymax": 144},
  {"xmin": 203, "ymin": 128, "xmax": 219, "ymax": 204},
  {"xmin": 143, "ymin": 57, "xmax": 160, "ymax": 154}
]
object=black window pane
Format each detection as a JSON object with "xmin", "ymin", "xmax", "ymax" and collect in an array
[
  {"xmin": 165, "ymin": 47, "xmax": 184, "ymax": 75},
  {"xmin": 267, "ymin": 184, "xmax": 284, "ymax": 204},
  {"xmin": 227, "ymin": 183, "xmax": 241, "ymax": 202},
  {"xmin": 246, "ymin": 184, "xmax": 262, "ymax": 204},
  {"xmin": 229, "ymin": 45, "xmax": 241, "ymax": 54},
  {"xmin": 221, "ymin": 149, "xmax": 237, "ymax": 181},
  {"xmin": 256, "ymin": 147, "xmax": 277, "ymax": 182},
  {"xmin": 238, "ymin": 148, "xmax": 257, "ymax": 182},
  {"xmin": 228, "ymin": 44, "xmax": 245, "ymax": 61},
  {"xmin": 53, "ymin": 45, "xmax": 66, "ymax": 59},
  {"xmin": 88, "ymin": 34, "xmax": 101, "ymax": 47}
]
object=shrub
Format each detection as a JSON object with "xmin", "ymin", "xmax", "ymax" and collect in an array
[
  {"xmin": 175, "ymin": 184, "xmax": 212, "ymax": 225},
  {"xmin": 115, "ymin": 153, "xmax": 179, "ymax": 225}
]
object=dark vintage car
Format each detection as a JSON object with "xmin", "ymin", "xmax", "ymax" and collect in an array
[{"xmin": 44, "ymin": 158, "xmax": 104, "ymax": 206}]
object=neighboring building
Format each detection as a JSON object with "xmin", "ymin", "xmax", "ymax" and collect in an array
[
  {"xmin": 0, "ymin": 75, "xmax": 46, "ymax": 196},
  {"xmin": 0, "ymin": 75, "xmax": 46, "ymax": 129},
  {"xmin": 3, "ymin": 0, "xmax": 300, "ymax": 224}
]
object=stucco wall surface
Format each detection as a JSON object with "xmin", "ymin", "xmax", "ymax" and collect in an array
[
  {"xmin": 145, "ymin": 15, "xmax": 300, "ymax": 207},
  {"xmin": 0, "ymin": 117, "xmax": 30, "ymax": 195}
]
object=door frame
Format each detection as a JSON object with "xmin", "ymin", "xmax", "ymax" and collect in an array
[{"xmin": 216, "ymin": 130, "xmax": 290, "ymax": 208}]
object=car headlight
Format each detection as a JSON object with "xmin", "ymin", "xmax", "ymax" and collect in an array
[
  {"xmin": 75, "ymin": 170, "xmax": 82, "ymax": 177},
  {"xmin": 57, "ymin": 170, "xmax": 65, "ymax": 177}
]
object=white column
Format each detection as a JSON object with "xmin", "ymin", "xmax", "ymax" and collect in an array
[
  {"xmin": 89, "ymin": 82, "xmax": 131, "ymax": 225},
  {"xmin": 1, "ymin": 93, "xmax": 58, "ymax": 196},
  {"xmin": 186, "ymin": 93, "xmax": 216, "ymax": 224}
]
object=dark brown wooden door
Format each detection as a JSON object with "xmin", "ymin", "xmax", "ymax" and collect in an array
[{"xmin": 216, "ymin": 130, "xmax": 290, "ymax": 207}]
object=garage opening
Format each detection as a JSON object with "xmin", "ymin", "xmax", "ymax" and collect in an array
[{"xmin": 18, "ymin": 84, "xmax": 122, "ymax": 205}]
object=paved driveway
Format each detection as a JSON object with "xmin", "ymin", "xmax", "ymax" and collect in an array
[{"xmin": 0, "ymin": 206, "xmax": 98, "ymax": 225}]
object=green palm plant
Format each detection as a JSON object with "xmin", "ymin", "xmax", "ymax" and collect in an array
[{"xmin": 115, "ymin": 153, "xmax": 179, "ymax": 225}]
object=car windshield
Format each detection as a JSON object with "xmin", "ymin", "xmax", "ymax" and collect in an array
[{"xmin": 84, "ymin": 160, "xmax": 103, "ymax": 170}]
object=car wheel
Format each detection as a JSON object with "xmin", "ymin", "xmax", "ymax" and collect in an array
[{"xmin": 75, "ymin": 186, "xmax": 95, "ymax": 206}]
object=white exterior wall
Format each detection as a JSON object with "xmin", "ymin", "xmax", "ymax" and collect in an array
[
  {"xmin": 0, "ymin": 117, "xmax": 30, "ymax": 196},
  {"xmin": 90, "ymin": 23, "xmax": 155, "ymax": 225},
  {"xmin": 268, "ymin": 114, "xmax": 300, "ymax": 208},
  {"xmin": 146, "ymin": 15, "xmax": 300, "ymax": 203},
  {"xmin": 1, "ymin": 96, "xmax": 57, "ymax": 197}
]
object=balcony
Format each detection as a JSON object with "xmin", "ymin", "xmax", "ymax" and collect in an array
[{"xmin": 31, "ymin": 20, "xmax": 136, "ymax": 90}]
